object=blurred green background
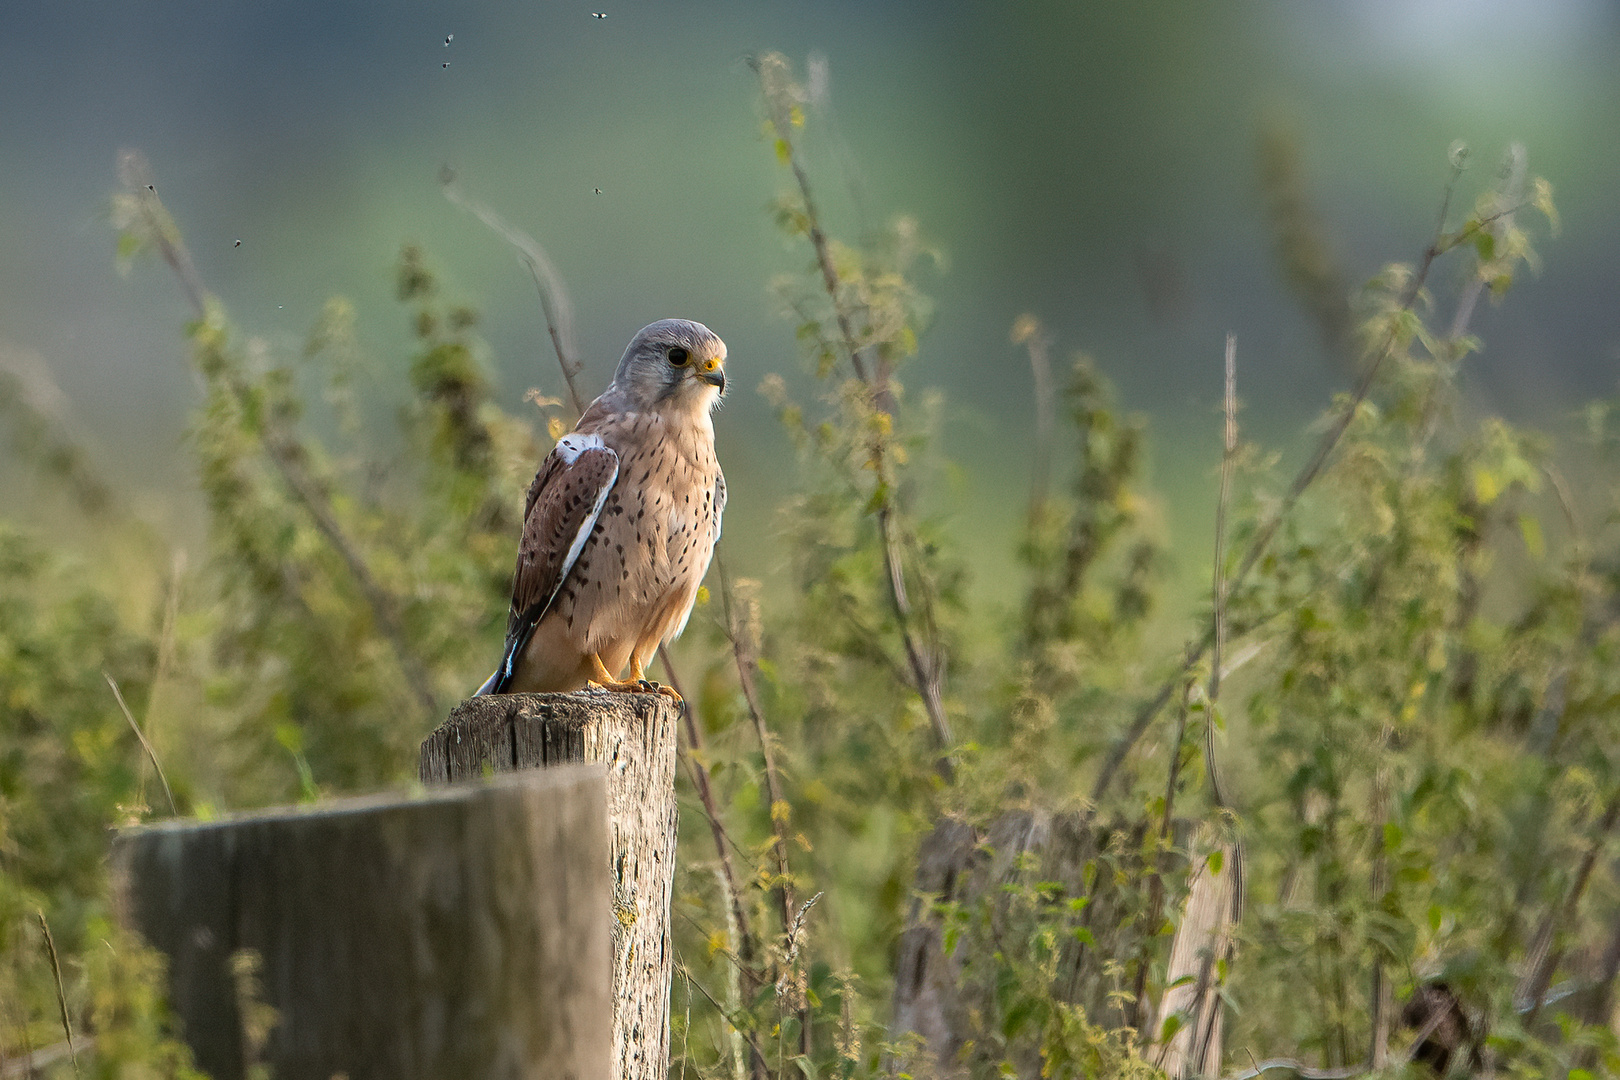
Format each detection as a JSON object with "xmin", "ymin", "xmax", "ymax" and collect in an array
[{"xmin": 2, "ymin": 0, "xmax": 1617, "ymax": 596}]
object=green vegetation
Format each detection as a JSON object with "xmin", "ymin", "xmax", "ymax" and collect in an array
[{"xmin": 2, "ymin": 53, "xmax": 1615, "ymax": 1080}]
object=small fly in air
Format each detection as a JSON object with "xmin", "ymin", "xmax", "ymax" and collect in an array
[
  {"xmin": 443, "ymin": 62, "xmax": 450, "ymax": 68},
  {"xmin": 592, "ymin": 11, "xmax": 607, "ymax": 17},
  {"xmin": 234, "ymin": 239, "xmax": 241, "ymax": 248},
  {"xmin": 444, "ymin": 34, "xmax": 453, "ymax": 46},
  {"xmin": 594, "ymin": 188, "xmax": 602, "ymax": 195}
]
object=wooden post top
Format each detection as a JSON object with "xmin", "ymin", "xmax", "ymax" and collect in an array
[
  {"xmin": 420, "ymin": 690, "xmax": 678, "ymax": 784},
  {"xmin": 112, "ymin": 765, "xmax": 613, "ymax": 1080},
  {"xmin": 420, "ymin": 691, "xmax": 682, "ymax": 1080}
]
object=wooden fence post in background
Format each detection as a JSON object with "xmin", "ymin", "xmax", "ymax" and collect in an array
[
  {"xmin": 112, "ymin": 766, "xmax": 612, "ymax": 1080},
  {"xmin": 420, "ymin": 691, "xmax": 681, "ymax": 1080}
]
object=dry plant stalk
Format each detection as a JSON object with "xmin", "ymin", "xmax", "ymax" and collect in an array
[
  {"xmin": 722, "ymin": 569, "xmax": 797, "ymax": 919},
  {"xmin": 664, "ymin": 652, "xmax": 773, "ymax": 1080},
  {"xmin": 440, "ymin": 168, "xmax": 587, "ymax": 417},
  {"xmin": 721, "ymin": 565, "xmax": 813, "ymax": 1056},
  {"xmin": 1130, "ymin": 681, "xmax": 1195, "ymax": 1035},
  {"xmin": 662, "ymin": 647, "xmax": 759, "ymax": 992},
  {"xmin": 1153, "ymin": 336, "xmax": 1248, "ymax": 1080},
  {"xmin": 752, "ymin": 53, "xmax": 953, "ymax": 769},
  {"xmin": 705, "ymin": 892, "xmax": 752, "ymax": 1080},
  {"xmin": 35, "ymin": 911, "xmax": 79, "ymax": 1078},
  {"xmin": 104, "ymin": 671, "xmax": 178, "ymax": 816},
  {"xmin": 678, "ymin": 957, "xmax": 769, "ymax": 1080},
  {"xmin": 1206, "ymin": 333, "xmax": 1237, "ymax": 810}
]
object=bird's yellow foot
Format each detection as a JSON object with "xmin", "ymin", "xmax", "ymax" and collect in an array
[
  {"xmin": 587, "ymin": 677, "xmax": 646, "ymax": 693},
  {"xmin": 586, "ymin": 655, "xmax": 682, "ymax": 700}
]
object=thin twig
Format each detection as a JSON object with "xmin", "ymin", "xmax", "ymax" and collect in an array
[
  {"xmin": 119, "ymin": 150, "xmax": 205, "ymax": 317},
  {"xmin": 720, "ymin": 564, "xmax": 797, "ymax": 921},
  {"xmin": 678, "ymin": 960, "xmax": 694, "ymax": 1080},
  {"xmin": 719, "ymin": 562, "xmax": 813, "ymax": 1056},
  {"xmin": 1543, "ymin": 463, "xmax": 1581, "ymax": 547},
  {"xmin": 666, "ymin": 657, "xmax": 770, "ymax": 1080},
  {"xmin": 440, "ymin": 168, "xmax": 587, "ymax": 417},
  {"xmin": 1130, "ymin": 680, "xmax": 1194, "ymax": 1037},
  {"xmin": 1158, "ymin": 337, "xmax": 1248, "ymax": 1075},
  {"xmin": 1454, "ymin": 144, "xmax": 1524, "ymax": 343},
  {"xmin": 134, "ymin": 546, "xmax": 186, "ymax": 813},
  {"xmin": 104, "ymin": 671, "xmax": 177, "ymax": 816},
  {"xmin": 660, "ymin": 644, "xmax": 761, "ymax": 988},
  {"xmin": 677, "ymin": 958, "xmax": 772, "ymax": 1076},
  {"xmin": 1091, "ymin": 632, "xmax": 1210, "ymax": 804},
  {"xmin": 35, "ymin": 911, "xmax": 79, "ymax": 1078},
  {"xmin": 752, "ymin": 55, "xmax": 953, "ymax": 772},
  {"xmin": 1410, "ymin": 147, "xmax": 1527, "ymax": 466},
  {"xmin": 1207, "ymin": 333, "xmax": 1237, "ymax": 810}
]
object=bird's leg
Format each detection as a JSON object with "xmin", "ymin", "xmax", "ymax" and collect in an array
[
  {"xmin": 585, "ymin": 653, "xmax": 642, "ymax": 693},
  {"xmin": 585, "ymin": 653, "xmax": 679, "ymax": 700}
]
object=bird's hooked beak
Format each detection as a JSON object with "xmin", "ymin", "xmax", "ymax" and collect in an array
[{"xmin": 696, "ymin": 356, "xmax": 726, "ymax": 393}]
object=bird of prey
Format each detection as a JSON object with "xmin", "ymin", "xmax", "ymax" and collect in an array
[{"xmin": 476, "ymin": 319, "xmax": 727, "ymax": 698}]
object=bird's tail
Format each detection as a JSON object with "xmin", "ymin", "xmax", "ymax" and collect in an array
[{"xmin": 473, "ymin": 669, "xmax": 500, "ymax": 696}]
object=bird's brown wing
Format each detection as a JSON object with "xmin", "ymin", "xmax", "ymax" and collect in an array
[{"xmin": 479, "ymin": 434, "xmax": 619, "ymax": 694}]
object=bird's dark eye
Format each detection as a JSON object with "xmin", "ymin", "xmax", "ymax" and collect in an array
[{"xmin": 667, "ymin": 346, "xmax": 690, "ymax": 366}]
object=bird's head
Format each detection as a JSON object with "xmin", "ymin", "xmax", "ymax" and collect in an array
[{"xmin": 609, "ymin": 319, "xmax": 727, "ymax": 414}]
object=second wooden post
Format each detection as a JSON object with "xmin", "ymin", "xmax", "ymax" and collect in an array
[{"xmin": 421, "ymin": 691, "xmax": 679, "ymax": 1080}]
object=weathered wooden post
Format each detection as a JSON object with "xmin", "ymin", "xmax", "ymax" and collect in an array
[
  {"xmin": 420, "ymin": 692, "xmax": 680, "ymax": 1080},
  {"xmin": 111, "ymin": 766, "xmax": 612, "ymax": 1080}
]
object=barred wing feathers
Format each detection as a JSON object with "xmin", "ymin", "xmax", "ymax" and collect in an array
[{"xmin": 475, "ymin": 433, "xmax": 619, "ymax": 695}]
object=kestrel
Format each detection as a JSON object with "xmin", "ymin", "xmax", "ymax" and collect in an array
[{"xmin": 475, "ymin": 319, "xmax": 727, "ymax": 698}]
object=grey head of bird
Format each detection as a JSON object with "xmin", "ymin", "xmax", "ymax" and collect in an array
[{"xmin": 606, "ymin": 319, "xmax": 727, "ymax": 413}]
